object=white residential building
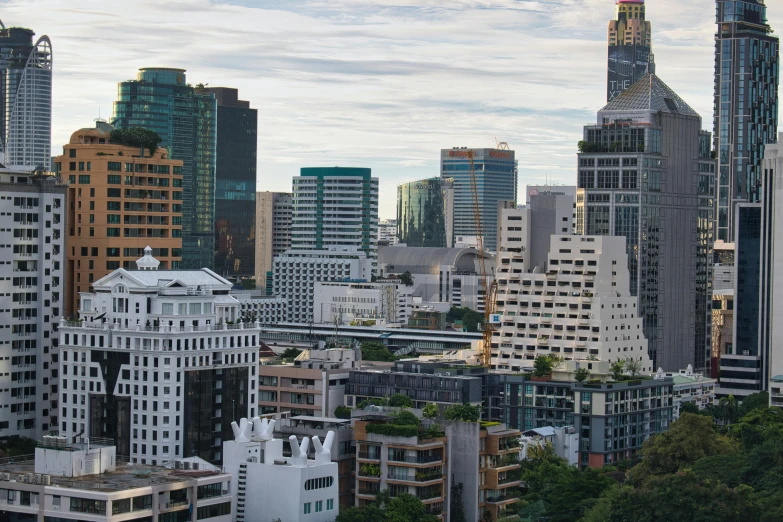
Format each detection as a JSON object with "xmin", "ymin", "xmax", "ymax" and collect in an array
[
  {"xmin": 223, "ymin": 417, "xmax": 339, "ymax": 522},
  {"xmin": 232, "ymin": 291, "xmax": 288, "ymax": 324},
  {"xmin": 653, "ymin": 365, "xmax": 716, "ymax": 419},
  {"xmin": 313, "ymin": 281, "xmax": 412, "ymax": 325},
  {"xmin": 0, "ymin": 168, "xmax": 66, "ymax": 438},
  {"xmin": 378, "ymin": 219, "xmax": 398, "ymax": 246},
  {"xmin": 493, "ymin": 205, "xmax": 653, "ymax": 372},
  {"xmin": 0, "ymin": 438, "xmax": 232, "ymax": 522},
  {"xmin": 57, "ymin": 248, "xmax": 259, "ymax": 465},
  {"xmin": 273, "ymin": 248, "xmax": 373, "ymax": 323}
]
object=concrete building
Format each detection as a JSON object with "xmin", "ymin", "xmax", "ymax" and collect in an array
[
  {"xmin": 711, "ymin": 290, "xmax": 734, "ymax": 379},
  {"xmin": 206, "ymin": 88, "xmax": 257, "ymax": 280},
  {"xmin": 232, "ymin": 291, "xmax": 288, "ymax": 325},
  {"xmin": 655, "ymin": 365, "xmax": 716, "ymax": 419},
  {"xmin": 0, "ymin": 438, "xmax": 232, "ymax": 522},
  {"xmin": 396, "ymin": 178, "xmax": 454, "ymax": 248},
  {"xmin": 0, "ymin": 24, "xmax": 53, "ymax": 170},
  {"xmin": 58, "ymin": 251, "xmax": 259, "ymax": 465},
  {"xmin": 0, "ymin": 167, "xmax": 65, "ymax": 437},
  {"xmin": 378, "ymin": 246, "xmax": 494, "ymax": 312},
  {"xmin": 113, "ymin": 68, "xmax": 217, "ymax": 269},
  {"xmin": 576, "ymin": 73, "xmax": 715, "ymax": 372},
  {"xmin": 313, "ymin": 281, "xmax": 412, "ymax": 325},
  {"xmin": 291, "ymin": 167, "xmax": 379, "ymax": 260},
  {"xmin": 520, "ymin": 426, "xmax": 579, "ymax": 466},
  {"xmin": 254, "ymin": 191, "xmax": 292, "ymax": 294},
  {"xmin": 713, "ymin": 240, "xmax": 735, "ymax": 291},
  {"xmin": 493, "ymin": 207, "xmax": 653, "ymax": 372},
  {"xmin": 223, "ymin": 417, "xmax": 339, "ymax": 522},
  {"xmin": 53, "ymin": 122, "xmax": 184, "ymax": 316},
  {"xmin": 258, "ymin": 347, "xmax": 359, "ymax": 418},
  {"xmin": 524, "ymin": 185, "xmax": 576, "ymax": 234},
  {"xmin": 378, "ymin": 219, "xmax": 398, "ymax": 246},
  {"xmin": 440, "ymin": 147, "xmax": 517, "ymax": 251},
  {"xmin": 714, "ymin": 0, "xmax": 779, "ymax": 242},
  {"xmin": 273, "ymin": 248, "xmax": 373, "ymax": 323},
  {"xmin": 606, "ymin": 0, "xmax": 654, "ymax": 101}
]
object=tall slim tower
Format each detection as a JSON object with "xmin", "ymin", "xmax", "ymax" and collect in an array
[
  {"xmin": 607, "ymin": 0, "xmax": 654, "ymax": 101},
  {"xmin": 714, "ymin": 0, "xmax": 779, "ymax": 242},
  {"xmin": 0, "ymin": 21, "xmax": 53, "ymax": 170}
]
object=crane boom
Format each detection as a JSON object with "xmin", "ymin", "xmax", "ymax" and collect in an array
[{"xmin": 467, "ymin": 151, "xmax": 498, "ymax": 368}]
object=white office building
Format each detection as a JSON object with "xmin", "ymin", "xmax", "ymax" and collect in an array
[
  {"xmin": 232, "ymin": 291, "xmax": 288, "ymax": 324},
  {"xmin": 378, "ymin": 219, "xmax": 398, "ymax": 246},
  {"xmin": 493, "ymin": 205, "xmax": 653, "ymax": 372},
  {"xmin": 223, "ymin": 417, "xmax": 339, "ymax": 522},
  {"xmin": 0, "ymin": 437, "xmax": 232, "ymax": 522},
  {"xmin": 57, "ymin": 249, "xmax": 259, "ymax": 465},
  {"xmin": 313, "ymin": 280, "xmax": 412, "ymax": 325},
  {"xmin": 273, "ymin": 248, "xmax": 373, "ymax": 323},
  {"xmin": 0, "ymin": 168, "xmax": 66, "ymax": 438}
]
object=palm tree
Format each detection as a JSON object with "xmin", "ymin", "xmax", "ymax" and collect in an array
[{"xmin": 718, "ymin": 395, "xmax": 739, "ymax": 426}]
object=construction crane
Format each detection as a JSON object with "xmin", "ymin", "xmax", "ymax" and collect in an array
[{"xmin": 467, "ymin": 150, "xmax": 498, "ymax": 368}]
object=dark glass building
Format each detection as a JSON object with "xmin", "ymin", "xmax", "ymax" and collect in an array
[
  {"xmin": 113, "ymin": 68, "xmax": 217, "ymax": 269},
  {"xmin": 713, "ymin": 0, "xmax": 779, "ymax": 241},
  {"xmin": 206, "ymin": 88, "xmax": 257, "ymax": 279},
  {"xmin": 396, "ymin": 177, "xmax": 453, "ymax": 247},
  {"xmin": 576, "ymin": 74, "xmax": 715, "ymax": 371},
  {"xmin": 606, "ymin": 0, "xmax": 655, "ymax": 101}
]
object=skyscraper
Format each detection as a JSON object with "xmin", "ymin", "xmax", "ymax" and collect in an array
[
  {"xmin": 255, "ymin": 191, "xmax": 292, "ymax": 294},
  {"xmin": 396, "ymin": 177, "xmax": 453, "ymax": 248},
  {"xmin": 607, "ymin": 0, "xmax": 654, "ymax": 102},
  {"xmin": 0, "ymin": 22, "xmax": 52, "ymax": 170},
  {"xmin": 713, "ymin": 0, "xmax": 779, "ymax": 242},
  {"xmin": 112, "ymin": 68, "xmax": 217, "ymax": 270},
  {"xmin": 576, "ymin": 74, "xmax": 715, "ymax": 371},
  {"xmin": 440, "ymin": 147, "xmax": 517, "ymax": 252},
  {"xmin": 206, "ymin": 87, "xmax": 257, "ymax": 279},
  {"xmin": 291, "ymin": 167, "xmax": 379, "ymax": 259}
]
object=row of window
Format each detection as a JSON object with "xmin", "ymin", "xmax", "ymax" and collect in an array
[{"xmin": 303, "ymin": 499, "xmax": 335, "ymax": 514}]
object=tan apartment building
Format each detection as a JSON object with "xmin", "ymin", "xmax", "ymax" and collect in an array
[
  {"xmin": 478, "ymin": 424, "xmax": 522, "ymax": 521},
  {"xmin": 254, "ymin": 191, "xmax": 291, "ymax": 293},
  {"xmin": 53, "ymin": 122, "xmax": 183, "ymax": 316}
]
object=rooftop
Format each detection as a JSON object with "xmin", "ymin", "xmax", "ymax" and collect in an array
[{"xmin": 601, "ymin": 74, "xmax": 699, "ymax": 118}]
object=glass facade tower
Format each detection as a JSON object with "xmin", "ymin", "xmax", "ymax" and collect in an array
[
  {"xmin": 113, "ymin": 68, "xmax": 217, "ymax": 270},
  {"xmin": 607, "ymin": 0, "xmax": 655, "ymax": 101},
  {"xmin": 0, "ymin": 23, "xmax": 52, "ymax": 170},
  {"xmin": 440, "ymin": 148, "xmax": 517, "ymax": 252},
  {"xmin": 396, "ymin": 177, "xmax": 453, "ymax": 247},
  {"xmin": 205, "ymin": 87, "xmax": 257, "ymax": 279},
  {"xmin": 713, "ymin": 0, "xmax": 779, "ymax": 242}
]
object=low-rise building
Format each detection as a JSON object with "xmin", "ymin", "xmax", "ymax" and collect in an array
[
  {"xmin": 520, "ymin": 426, "xmax": 579, "ymax": 466},
  {"xmin": 258, "ymin": 347, "xmax": 359, "ymax": 417},
  {"xmin": 233, "ymin": 291, "xmax": 288, "ymax": 324},
  {"xmin": 0, "ymin": 437, "xmax": 232, "ymax": 522},
  {"xmin": 313, "ymin": 280, "xmax": 412, "ymax": 325},
  {"xmin": 223, "ymin": 417, "xmax": 339, "ymax": 522},
  {"xmin": 654, "ymin": 365, "xmax": 715, "ymax": 419}
]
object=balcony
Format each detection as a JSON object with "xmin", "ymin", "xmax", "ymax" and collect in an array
[
  {"xmin": 357, "ymin": 451, "xmax": 381, "ymax": 461},
  {"xmin": 485, "ymin": 491, "xmax": 521, "ymax": 504}
]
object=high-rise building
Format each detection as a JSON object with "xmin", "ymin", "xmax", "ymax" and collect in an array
[
  {"xmin": 112, "ymin": 68, "xmax": 217, "ymax": 269},
  {"xmin": 291, "ymin": 167, "xmax": 379, "ymax": 259},
  {"xmin": 396, "ymin": 177, "xmax": 453, "ymax": 247},
  {"xmin": 206, "ymin": 87, "xmax": 257, "ymax": 279},
  {"xmin": 255, "ymin": 191, "xmax": 292, "ymax": 294},
  {"xmin": 53, "ymin": 122, "xmax": 184, "ymax": 317},
  {"xmin": 440, "ymin": 147, "xmax": 517, "ymax": 252},
  {"xmin": 713, "ymin": 0, "xmax": 779, "ymax": 242},
  {"xmin": 0, "ymin": 23, "xmax": 52, "ymax": 170},
  {"xmin": 576, "ymin": 74, "xmax": 715, "ymax": 371},
  {"xmin": 58, "ymin": 251, "xmax": 259, "ymax": 465},
  {"xmin": 606, "ymin": 0, "xmax": 654, "ymax": 101},
  {"xmin": 0, "ymin": 167, "xmax": 65, "ymax": 437}
]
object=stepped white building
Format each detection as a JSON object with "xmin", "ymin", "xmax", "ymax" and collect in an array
[
  {"xmin": 58, "ymin": 248, "xmax": 260, "ymax": 465},
  {"xmin": 492, "ymin": 205, "xmax": 652, "ymax": 372}
]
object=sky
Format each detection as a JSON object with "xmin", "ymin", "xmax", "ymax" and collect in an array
[{"xmin": 3, "ymin": 0, "xmax": 782, "ymax": 219}]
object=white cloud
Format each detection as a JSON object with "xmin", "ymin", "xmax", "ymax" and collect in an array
[{"xmin": 2, "ymin": 0, "xmax": 780, "ymax": 218}]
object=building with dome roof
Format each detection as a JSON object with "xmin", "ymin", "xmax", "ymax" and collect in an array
[{"xmin": 53, "ymin": 122, "xmax": 184, "ymax": 316}]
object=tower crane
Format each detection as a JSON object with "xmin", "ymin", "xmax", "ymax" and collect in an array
[{"xmin": 467, "ymin": 150, "xmax": 498, "ymax": 368}]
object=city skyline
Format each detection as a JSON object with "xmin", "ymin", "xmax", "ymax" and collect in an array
[{"xmin": 3, "ymin": 0, "xmax": 782, "ymax": 219}]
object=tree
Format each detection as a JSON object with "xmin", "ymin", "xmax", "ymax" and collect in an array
[
  {"xmin": 361, "ymin": 342, "xmax": 396, "ymax": 362},
  {"xmin": 609, "ymin": 359, "xmax": 626, "ymax": 381},
  {"xmin": 337, "ymin": 491, "xmax": 438, "ymax": 522},
  {"xmin": 240, "ymin": 278, "xmax": 256, "ymax": 290},
  {"xmin": 108, "ymin": 127, "xmax": 162, "ymax": 157},
  {"xmin": 624, "ymin": 357, "xmax": 642, "ymax": 377},
  {"xmin": 728, "ymin": 406, "xmax": 783, "ymax": 449},
  {"xmin": 444, "ymin": 403, "xmax": 481, "ymax": 422},
  {"xmin": 279, "ymin": 347, "xmax": 301, "ymax": 360},
  {"xmin": 389, "ymin": 394, "xmax": 414, "ymax": 408},
  {"xmin": 679, "ymin": 402, "xmax": 702, "ymax": 416},
  {"xmin": 334, "ymin": 405, "xmax": 352, "ymax": 419},
  {"xmin": 399, "ymin": 271, "xmax": 414, "ymax": 286},
  {"xmin": 422, "ymin": 403, "xmax": 439, "ymax": 419},
  {"xmin": 574, "ymin": 367, "xmax": 590, "ymax": 383},
  {"xmin": 450, "ymin": 483, "xmax": 467, "ymax": 522},
  {"xmin": 739, "ymin": 391, "xmax": 770, "ymax": 417},
  {"xmin": 718, "ymin": 395, "xmax": 740, "ymax": 426},
  {"xmin": 447, "ymin": 306, "xmax": 484, "ymax": 332},
  {"xmin": 628, "ymin": 413, "xmax": 738, "ymax": 485},
  {"xmin": 533, "ymin": 355, "xmax": 554, "ymax": 377},
  {"xmin": 392, "ymin": 409, "xmax": 420, "ymax": 427}
]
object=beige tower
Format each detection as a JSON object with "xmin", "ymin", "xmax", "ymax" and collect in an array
[{"xmin": 607, "ymin": 0, "xmax": 654, "ymax": 101}]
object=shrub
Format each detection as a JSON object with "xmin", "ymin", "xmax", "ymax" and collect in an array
[
  {"xmin": 392, "ymin": 410, "xmax": 421, "ymax": 427},
  {"xmin": 366, "ymin": 424, "xmax": 419, "ymax": 438},
  {"xmin": 444, "ymin": 404, "xmax": 481, "ymax": 422},
  {"xmin": 334, "ymin": 405, "xmax": 352, "ymax": 419},
  {"xmin": 423, "ymin": 403, "xmax": 439, "ymax": 419},
  {"xmin": 389, "ymin": 394, "xmax": 414, "ymax": 408}
]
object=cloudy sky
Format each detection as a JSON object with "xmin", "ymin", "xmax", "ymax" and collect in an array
[{"xmin": 3, "ymin": 0, "xmax": 781, "ymax": 218}]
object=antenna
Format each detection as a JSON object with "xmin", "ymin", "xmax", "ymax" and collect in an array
[{"xmin": 495, "ymin": 137, "xmax": 510, "ymax": 150}]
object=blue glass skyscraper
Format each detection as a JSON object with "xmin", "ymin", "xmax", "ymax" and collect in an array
[{"xmin": 113, "ymin": 68, "xmax": 217, "ymax": 269}]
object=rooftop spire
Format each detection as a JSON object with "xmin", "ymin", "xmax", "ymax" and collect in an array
[{"xmin": 135, "ymin": 246, "xmax": 160, "ymax": 270}]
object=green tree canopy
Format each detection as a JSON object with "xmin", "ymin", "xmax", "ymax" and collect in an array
[
  {"xmin": 109, "ymin": 127, "xmax": 162, "ymax": 157},
  {"xmin": 334, "ymin": 405, "xmax": 352, "ymax": 420},
  {"xmin": 336, "ymin": 491, "xmax": 438, "ymax": 522},
  {"xmin": 279, "ymin": 347, "xmax": 302, "ymax": 360},
  {"xmin": 444, "ymin": 403, "xmax": 481, "ymax": 422},
  {"xmin": 389, "ymin": 394, "xmax": 414, "ymax": 408},
  {"xmin": 422, "ymin": 403, "xmax": 439, "ymax": 419},
  {"xmin": 361, "ymin": 342, "xmax": 396, "ymax": 362}
]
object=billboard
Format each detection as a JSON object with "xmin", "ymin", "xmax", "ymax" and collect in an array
[{"xmin": 607, "ymin": 45, "xmax": 653, "ymax": 101}]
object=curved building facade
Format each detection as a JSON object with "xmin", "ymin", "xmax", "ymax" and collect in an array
[{"xmin": 396, "ymin": 177, "xmax": 453, "ymax": 248}]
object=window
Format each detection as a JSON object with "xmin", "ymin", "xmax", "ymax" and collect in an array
[
  {"xmin": 70, "ymin": 497, "xmax": 107, "ymax": 514},
  {"xmin": 108, "ymin": 175, "xmax": 121, "ymax": 184},
  {"xmin": 197, "ymin": 502, "xmax": 231, "ymax": 520},
  {"xmin": 197, "ymin": 483, "xmax": 223, "ymax": 499},
  {"xmin": 112, "ymin": 498, "xmax": 131, "ymax": 515},
  {"xmin": 107, "ymin": 188, "xmax": 121, "ymax": 198},
  {"xmin": 78, "ymin": 175, "xmax": 90, "ymax": 184},
  {"xmin": 327, "ymin": 499, "xmax": 334, "ymax": 510},
  {"xmin": 303, "ymin": 503, "xmax": 311, "ymax": 515},
  {"xmin": 315, "ymin": 500, "xmax": 323, "ymax": 512},
  {"xmin": 108, "ymin": 162, "xmax": 122, "ymax": 171}
]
